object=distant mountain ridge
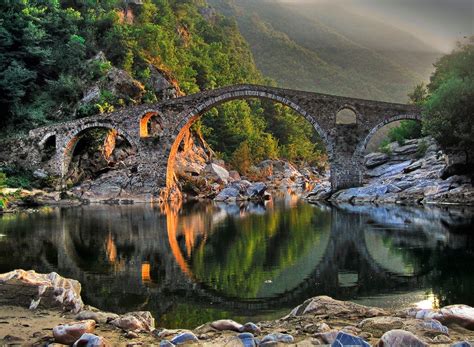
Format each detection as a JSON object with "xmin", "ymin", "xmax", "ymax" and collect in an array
[{"xmin": 207, "ymin": 0, "xmax": 441, "ymax": 103}]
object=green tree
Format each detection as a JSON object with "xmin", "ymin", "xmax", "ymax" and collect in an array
[{"xmin": 422, "ymin": 38, "xmax": 474, "ymax": 156}]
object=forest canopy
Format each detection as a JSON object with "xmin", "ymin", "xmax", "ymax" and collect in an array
[{"xmin": 0, "ymin": 0, "xmax": 324, "ymax": 168}]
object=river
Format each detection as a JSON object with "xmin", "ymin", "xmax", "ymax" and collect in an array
[{"xmin": 0, "ymin": 192, "xmax": 473, "ymax": 328}]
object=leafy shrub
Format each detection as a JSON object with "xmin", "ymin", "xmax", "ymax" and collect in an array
[
  {"xmin": 379, "ymin": 140, "xmax": 392, "ymax": 155},
  {"xmin": 422, "ymin": 39, "xmax": 474, "ymax": 154},
  {"xmin": 387, "ymin": 120, "xmax": 422, "ymax": 146},
  {"xmin": 416, "ymin": 139, "xmax": 429, "ymax": 159}
]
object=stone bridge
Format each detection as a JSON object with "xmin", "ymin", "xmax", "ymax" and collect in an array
[{"xmin": 26, "ymin": 84, "xmax": 421, "ymax": 200}]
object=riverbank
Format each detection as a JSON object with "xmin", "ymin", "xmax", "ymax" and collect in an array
[
  {"xmin": 306, "ymin": 137, "xmax": 474, "ymax": 206},
  {"xmin": 1, "ymin": 270, "xmax": 474, "ymax": 346}
]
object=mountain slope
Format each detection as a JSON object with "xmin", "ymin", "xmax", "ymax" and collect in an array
[{"xmin": 208, "ymin": 0, "xmax": 440, "ymax": 102}]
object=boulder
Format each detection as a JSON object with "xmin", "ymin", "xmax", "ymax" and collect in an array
[
  {"xmin": 240, "ymin": 322, "xmax": 261, "ymax": 334},
  {"xmin": 53, "ymin": 320, "xmax": 96, "ymax": 345},
  {"xmin": 214, "ymin": 187, "xmax": 241, "ymax": 202},
  {"xmin": 366, "ymin": 161, "xmax": 412, "ymax": 178},
  {"xmin": 332, "ymin": 331, "xmax": 370, "ymax": 347},
  {"xmin": 358, "ymin": 317, "xmax": 404, "ymax": 337},
  {"xmin": 287, "ymin": 296, "xmax": 386, "ymax": 318},
  {"xmin": 246, "ymin": 182, "xmax": 267, "ymax": 199},
  {"xmin": 365, "ymin": 152, "xmax": 389, "ymax": 168},
  {"xmin": 359, "ymin": 317, "xmax": 448, "ymax": 338},
  {"xmin": 305, "ymin": 182, "xmax": 332, "ymax": 201},
  {"xmin": 377, "ymin": 329, "xmax": 427, "ymax": 347},
  {"xmin": 110, "ymin": 311, "xmax": 155, "ymax": 332},
  {"xmin": 72, "ymin": 333, "xmax": 110, "ymax": 347},
  {"xmin": 104, "ymin": 67, "xmax": 145, "ymax": 102},
  {"xmin": 229, "ymin": 170, "xmax": 241, "ymax": 181},
  {"xmin": 0, "ymin": 269, "xmax": 83, "ymax": 312},
  {"xmin": 393, "ymin": 143, "xmax": 418, "ymax": 155},
  {"xmin": 75, "ymin": 310, "xmax": 119, "ymax": 324},
  {"xmin": 204, "ymin": 163, "xmax": 230, "ymax": 184},
  {"xmin": 210, "ymin": 319, "xmax": 243, "ymax": 332},
  {"xmin": 147, "ymin": 64, "xmax": 179, "ymax": 100},
  {"xmin": 170, "ymin": 332, "xmax": 199, "ymax": 345},
  {"xmin": 260, "ymin": 333, "xmax": 294, "ymax": 344},
  {"xmin": 404, "ymin": 305, "xmax": 474, "ymax": 330}
]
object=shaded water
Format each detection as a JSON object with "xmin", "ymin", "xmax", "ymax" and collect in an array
[{"xmin": 0, "ymin": 194, "xmax": 473, "ymax": 328}]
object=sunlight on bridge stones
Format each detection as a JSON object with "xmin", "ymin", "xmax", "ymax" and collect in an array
[
  {"xmin": 140, "ymin": 112, "xmax": 163, "ymax": 138},
  {"xmin": 141, "ymin": 262, "xmax": 152, "ymax": 283}
]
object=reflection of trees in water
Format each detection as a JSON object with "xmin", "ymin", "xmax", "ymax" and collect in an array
[
  {"xmin": 189, "ymin": 201, "xmax": 331, "ymax": 299},
  {"xmin": 0, "ymin": 202, "xmax": 474, "ymax": 324}
]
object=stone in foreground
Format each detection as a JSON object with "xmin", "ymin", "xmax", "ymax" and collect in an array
[
  {"xmin": 72, "ymin": 333, "xmax": 110, "ymax": 347},
  {"xmin": 53, "ymin": 320, "xmax": 96, "ymax": 345},
  {"xmin": 110, "ymin": 311, "xmax": 155, "ymax": 332},
  {"xmin": 377, "ymin": 329, "xmax": 428, "ymax": 347},
  {"xmin": 0, "ymin": 269, "xmax": 83, "ymax": 313},
  {"xmin": 405, "ymin": 305, "xmax": 474, "ymax": 330},
  {"xmin": 288, "ymin": 295, "xmax": 386, "ymax": 318}
]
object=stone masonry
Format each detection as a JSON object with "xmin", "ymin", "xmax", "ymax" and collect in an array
[{"xmin": 22, "ymin": 84, "xmax": 421, "ymax": 201}]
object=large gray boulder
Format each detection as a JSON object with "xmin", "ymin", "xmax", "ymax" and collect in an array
[
  {"xmin": 214, "ymin": 187, "xmax": 240, "ymax": 202},
  {"xmin": 246, "ymin": 182, "xmax": 267, "ymax": 198},
  {"xmin": 204, "ymin": 163, "xmax": 230, "ymax": 184},
  {"xmin": 365, "ymin": 152, "xmax": 389, "ymax": 168}
]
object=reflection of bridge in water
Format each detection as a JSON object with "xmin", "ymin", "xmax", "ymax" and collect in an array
[{"xmin": 0, "ymin": 200, "xmax": 472, "ymax": 319}]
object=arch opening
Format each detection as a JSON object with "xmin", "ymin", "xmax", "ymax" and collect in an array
[
  {"xmin": 140, "ymin": 112, "xmax": 163, "ymax": 138},
  {"xmin": 62, "ymin": 125, "xmax": 136, "ymax": 185},
  {"xmin": 164, "ymin": 90, "xmax": 331, "ymax": 199},
  {"xmin": 40, "ymin": 134, "xmax": 57, "ymax": 162},
  {"xmin": 353, "ymin": 115, "xmax": 423, "ymax": 181}
]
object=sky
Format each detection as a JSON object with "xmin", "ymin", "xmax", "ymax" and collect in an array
[{"xmin": 278, "ymin": 0, "xmax": 474, "ymax": 52}]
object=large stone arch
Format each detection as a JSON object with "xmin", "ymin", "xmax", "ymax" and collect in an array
[
  {"xmin": 59, "ymin": 121, "xmax": 138, "ymax": 177},
  {"xmin": 353, "ymin": 114, "xmax": 423, "ymax": 163},
  {"xmin": 164, "ymin": 88, "xmax": 333, "ymax": 189}
]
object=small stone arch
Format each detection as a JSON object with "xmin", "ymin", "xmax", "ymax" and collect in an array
[
  {"xmin": 164, "ymin": 87, "xmax": 333, "ymax": 189},
  {"xmin": 59, "ymin": 122, "xmax": 137, "ymax": 177},
  {"xmin": 353, "ymin": 113, "xmax": 422, "ymax": 162},
  {"xmin": 140, "ymin": 111, "xmax": 164, "ymax": 138},
  {"xmin": 38, "ymin": 132, "xmax": 57, "ymax": 162},
  {"xmin": 335, "ymin": 106, "xmax": 358, "ymax": 125}
]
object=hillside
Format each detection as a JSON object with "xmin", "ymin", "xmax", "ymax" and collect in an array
[{"xmin": 207, "ymin": 0, "xmax": 440, "ymax": 103}]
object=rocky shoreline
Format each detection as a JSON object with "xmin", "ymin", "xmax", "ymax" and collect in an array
[
  {"xmin": 1, "ymin": 137, "xmax": 473, "ymax": 214},
  {"xmin": 1, "ymin": 270, "xmax": 474, "ymax": 346},
  {"xmin": 306, "ymin": 137, "xmax": 474, "ymax": 206}
]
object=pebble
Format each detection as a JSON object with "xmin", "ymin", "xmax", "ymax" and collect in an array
[
  {"xmin": 170, "ymin": 332, "xmax": 199, "ymax": 345},
  {"xmin": 261, "ymin": 333, "xmax": 294, "ymax": 344},
  {"xmin": 72, "ymin": 333, "xmax": 109, "ymax": 347},
  {"xmin": 451, "ymin": 342, "xmax": 472, "ymax": 347},
  {"xmin": 159, "ymin": 341, "xmax": 175, "ymax": 347},
  {"xmin": 211, "ymin": 319, "xmax": 244, "ymax": 332},
  {"xmin": 377, "ymin": 329, "xmax": 428, "ymax": 347},
  {"xmin": 433, "ymin": 334, "xmax": 451, "ymax": 343},
  {"xmin": 75, "ymin": 310, "xmax": 119, "ymax": 324},
  {"xmin": 240, "ymin": 322, "xmax": 262, "ymax": 334},
  {"xmin": 237, "ymin": 332, "xmax": 257, "ymax": 347},
  {"xmin": 53, "ymin": 320, "xmax": 96, "ymax": 345},
  {"xmin": 332, "ymin": 331, "xmax": 370, "ymax": 347},
  {"xmin": 125, "ymin": 331, "xmax": 140, "ymax": 339}
]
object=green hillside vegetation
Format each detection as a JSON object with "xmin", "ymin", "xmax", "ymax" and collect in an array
[
  {"xmin": 422, "ymin": 39, "xmax": 474, "ymax": 156},
  {"xmin": 0, "ymin": 0, "xmax": 324, "ymax": 174},
  {"xmin": 208, "ymin": 0, "xmax": 439, "ymax": 103}
]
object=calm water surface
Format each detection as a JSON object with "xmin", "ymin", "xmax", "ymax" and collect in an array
[{"xmin": 1, "ymin": 193, "xmax": 473, "ymax": 328}]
